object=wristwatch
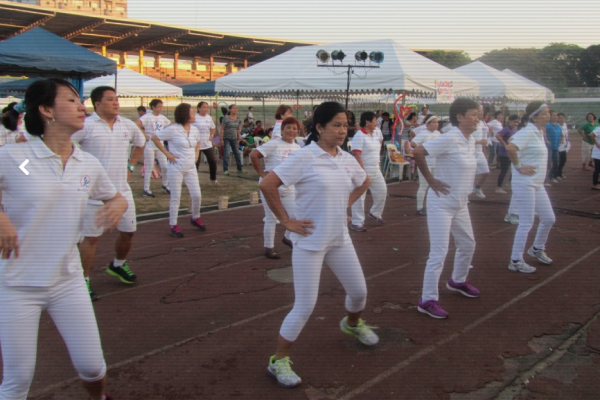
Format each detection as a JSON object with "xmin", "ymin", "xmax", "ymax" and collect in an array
[{"xmin": 127, "ymin": 163, "xmax": 135, "ymax": 172}]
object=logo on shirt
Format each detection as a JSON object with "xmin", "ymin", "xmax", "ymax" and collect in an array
[
  {"xmin": 78, "ymin": 174, "xmax": 91, "ymax": 193},
  {"xmin": 343, "ymin": 166, "xmax": 351, "ymax": 176},
  {"xmin": 281, "ymin": 149, "xmax": 294, "ymax": 161}
]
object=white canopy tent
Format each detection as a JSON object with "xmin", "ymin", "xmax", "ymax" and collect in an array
[
  {"xmin": 212, "ymin": 39, "xmax": 479, "ymax": 101},
  {"xmin": 502, "ymin": 69, "xmax": 554, "ymax": 102},
  {"xmin": 454, "ymin": 61, "xmax": 548, "ymax": 102},
  {"xmin": 83, "ymin": 67, "xmax": 183, "ymax": 97}
]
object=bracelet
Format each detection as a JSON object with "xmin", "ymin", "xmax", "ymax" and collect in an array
[
  {"xmin": 127, "ymin": 163, "xmax": 135, "ymax": 172},
  {"xmin": 513, "ymin": 162, "xmax": 522, "ymax": 169}
]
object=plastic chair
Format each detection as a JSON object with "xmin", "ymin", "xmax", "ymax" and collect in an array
[{"xmin": 384, "ymin": 143, "xmax": 410, "ymax": 181}]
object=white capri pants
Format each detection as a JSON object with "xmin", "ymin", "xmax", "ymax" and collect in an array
[
  {"xmin": 416, "ymin": 167, "xmax": 434, "ymax": 210},
  {"xmin": 168, "ymin": 167, "xmax": 201, "ymax": 226},
  {"xmin": 422, "ymin": 196, "xmax": 476, "ymax": 302},
  {"xmin": 351, "ymin": 167, "xmax": 387, "ymax": 226},
  {"xmin": 581, "ymin": 141, "xmax": 594, "ymax": 165},
  {"xmin": 143, "ymin": 146, "xmax": 169, "ymax": 192},
  {"xmin": 0, "ymin": 274, "xmax": 106, "ymax": 400},
  {"xmin": 259, "ymin": 180, "xmax": 295, "ymax": 249},
  {"xmin": 279, "ymin": 243, "xmax": 368, "ymax": 342},
  {"xmin": 510, "ymin": 183, "xmax": 555, "ymax": 261}
]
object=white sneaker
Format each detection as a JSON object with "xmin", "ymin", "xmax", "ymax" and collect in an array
[
  {"xmin": 340, "ymin": 316, "xmax": 379, "ymax": 346},
  {"xmin": 495, "ymin": 187, "xmax": 507, "ymax": 194},
  {"xmin": 267, "ymin": 356, "xmax": 301, "ymax": 388},
  {"xmin": 508, "ymin": 260, "xmax": 537, "ymax": 274},
  {"xmin": 527, "ymin": 246, "xmax": 553, "ymax": 265},
  {"xmin": 504, "ymin": 214, "xmax": 511, "ymax": 223},
  {"xmin": 473, "ymin": 187, "xmax": 486, "ymax": 199},
  {"xmin": 544, "ymin": 182, "xmax": 552, "ymax": 187},
  {"xmin": 509, "ymin": 214, "xmax": 520, "ymax": 225}
]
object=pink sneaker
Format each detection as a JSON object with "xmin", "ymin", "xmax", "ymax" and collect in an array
[
  {"xmin": 170, "ymin": 225, "xmax": 183, "ymax": 238},
  {"xmin": 417, "ymin": 299, "xmax": 448, "ymax": 319},
  {"xmin": 446, "ymin": 279, "xmax": 480, "ymax": 298},
  {"xmin": 190, "ymin": 217, "xmax": 206, "ymax": 231}
]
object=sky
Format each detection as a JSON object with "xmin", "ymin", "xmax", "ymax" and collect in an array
[{"xmin": 128, "ymin": 0, "xmax": 600, "ymax": 58}]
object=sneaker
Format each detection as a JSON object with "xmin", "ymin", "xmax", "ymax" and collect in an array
[
  {"xmin": 509, "ymin": 214, "xmax": 520, "ymax": 225},
  {"xmin": 472, "ymin": 187, "xmax": 485, "ymax": 199},
  {"xmin": 162, "ymin": 185, "xmax": 171, "ymax": 195},
  {"xmin": 237, "ymin": 169, "xmax": 248, "ymax": 174},
  {"xmin": 281, "ymin": 237, "xmax": 293, "ymax": 249},
  {"xmin": 446, "ymin": 279, "xmax": 480, "ymax": 298},
  {"xmin": 527, "ymin": 246, "xmax": 553, "ymax": 265},
  {"xmin": 551, "ymin": 178, "xmax": 559, "ymax": 183},
  {"xmin": 417, "ymin": 209, "xmax": 427, "ymax": 216},
  {"xmin": 190, "ymin": 217, "xmax": 207, "ymax": 231},
  {"xmin": 350, "ymin": 224, "xmax": 367, "ymax": 232},
  {"xmin": 212, "ymin": 180, "xmax": 220, "ymax": 186},
  {"xmin": 267, "ymin": 356, "xmax": 301, "ymax": 388},
  {"xmin": 368, "ymin": 213, "xmax": 385, "ymax": 224},
  {"xmin": 86, "ymin": 279, "xmax": 98, "ymax": 302},
  {"xmin": 556, "ymin": 176, "xmax": 563, "ymax": 181},
  {"xmin": 560, "ymin": 175, "xmax": 566, "ymax": 179},
  {"xmin": 504, "ymin": 213, "xmax": 511, "ymax": 223},
  {"xmin": 170, "ymin": 225, "xmax": 184, "ymax": 238},
  {"xmin": 508, "ymin": 260, "xmax": 537, "ymax": 274},
  {"xmin": 223, "ymin": 170, "xmax": 230, "ymax": 176},
  {"xmin": 142, "ymin": 190, "xmax": 155, "ymax": 198},
  {"xmin": 417, "ymin": 299, "xmax": 448, "ymax": 319},
  {"xmin": 106, "ymin": 262, "xmax": 137, "ymax": 284},
  {"xmin": 495, "ymin": 187, "xmax": 507, "ymax": 194},
  {"xmin": 339, "ymin": 316, "xmax": 379, "ymax": 346},
  {"xmin": 544, "ymin": 182, "xmax": 552, "ymax": 187}
]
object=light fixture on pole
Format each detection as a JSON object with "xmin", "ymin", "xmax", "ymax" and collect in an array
[
  {"xmin": 369, "ymin": 51, "xmax": 384, "ymax": 64},
  {"xmin": 355, "ymin": 50, "xmax": 368, "ymax": 62},
  {"xmin": 316, "ymin": 50, "xmax": 330, "ymax": 63},
  {"xmin": 331, "ymin": 50, "xmax": 346, "ymax": 62}
]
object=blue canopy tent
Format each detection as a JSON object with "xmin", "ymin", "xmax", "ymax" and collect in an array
[
  {"xmin": 0, "ymin": 27, "xmax": 116, "ymax": 96},
  {"xmin": 180, "ymin": 80, "xmax": 237, "ymax": 97},
  {"xmin": 0, "ymin": 78, "xmax": 44, "ymax": 97}
]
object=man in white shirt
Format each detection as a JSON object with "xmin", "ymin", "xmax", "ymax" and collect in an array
[
  {"xmin": 487, "ymin": 111, "xmax": 503, "ymax": 168},
  {"xmin": 416, "ymin": 105, "xmax": 429, "ymax": 125},
  {"xmin": 472, "ymin": 106, "xmax": 491, "ymax": 198},
  {"xmin": 73, "ymin": 86, "xmax": 146, "ymax": 300}
]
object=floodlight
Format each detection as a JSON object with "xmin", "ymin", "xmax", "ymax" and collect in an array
[
  {"xmin": 331, "ymin": 50, "xmax": 346, "ymax": 62},
  {"xmin": 316, "ymin": 50, "xmax": 330, "ymax": 63},
  {"xmin": 355, "ymin": 50, "xmax": 368, "ymax": 62},
  {"xmin": 369, "ymin": 51, "xmax": 384, "ymax": 64}
]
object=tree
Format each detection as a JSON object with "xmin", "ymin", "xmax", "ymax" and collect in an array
[
  {"xmin": 539, "ymin": 43, "xmax": 584, "ymax": 87},
  {"xmin": 478, "ymin": 48, "xmax": 548, "ymax": 86},
  {"xmin": 578, "ymin": 45, "xmax": 600, "ymax": 87},
  {"xmin": 418, "ymin": 50, "xmax": 472, "ymax": 69}
]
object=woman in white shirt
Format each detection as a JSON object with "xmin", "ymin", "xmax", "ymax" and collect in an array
[
  {"xmin": 506, "ymin": 102, "xmax": 555, "ymax": 274},
  {"xmin": 557, "ymin": 112, "xmax": 570, "ymax": 179},
  {"xmin": 259, "ymin": 102, "xmax": 377, "ymax": 388},
  {"xmin": 272, "ymin": 105, "xmax": 293, "ymax": 140},
  {"xmin": 152, "ymin": 103, "xmax": 204, "ymax": 238},
  {"xmin": 0, "ymin": 79, "xmax": 127, "ymax": 400},
  {"xmin": 0, "ymin": 103, "xmax": 27, "ymax": 146},
  {"xmin": 193, "ymin": 101, "xmax": 219, "ymax": 185},
  {"xmin": 250, "ymin": 117, "xmax": 301, "ymax": 259},
  {"xmin": 411, "ymin": 115, "xmax": 441, "ymax": 216}
]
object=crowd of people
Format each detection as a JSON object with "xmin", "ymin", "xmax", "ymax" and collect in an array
[{"xmin": 0, "ymin": 78, "xmax": 596, "ymax": 397}]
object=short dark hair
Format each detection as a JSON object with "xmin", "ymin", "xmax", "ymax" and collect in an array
[
  {"xmin": 174, "ymin": 103, "xmax": 192, "ymax": 125},
  {"xmin": 1, "ymin": 104, "xmax": 19, "ymax": 131},
  {"xmin": 255, "ymin": 120, "xmax": 262, "ymax": 125},
  {"xmin": 508, "ymin": 114, "xmax": 520, "ymax": 122},
  {"xmin": 275, "ymin": 104, "xmax": 292, "ymax": 120},
  {"xmin": 449, "ymin": 98, "xmax": 479, "ymax": 126},
  {"xmin": 557, "ymin": 112, "xmax": 566, "ymax": 118},
  {"xmin": 494, "ymin": 111, "xmax": 503, "ymax": 119},
  {"xmin": 149, "ymin": 99, "xmax": 163, "ymax": 109},
  {"xmin": 406, "ymin": 112, "xmax": 417, "ymax": 122},
  {"xmin": 196, "ymin": 101, "xmax": 208, "ymax": 111},
  {"xmin": 360, "ymin": 111, "xmax": 376, "ymax": 128},
  {"xmin": 90, "ymin": 86, "xmax": 115, "ymax": 111},
  {"xmin": 382, "ymin": 112, "xmax": 390, "ymax": 118},
  {"xmin": 24, "ymin": 78, "xmax": 79, "ymax": 137},
  {"xmin": 306, "ymin": 102, "xmax": 346, "ymax": 145},
  {"xmin": 137, "ymin": 106, "xmax": 146, "ymax": 113},
  {"xmin": 281, "ymin": 117, "xmax": 302, "ymax": 133},
  {"xmin": 586, "ymin": 112, "xmax": 596, "ymax": 122}
]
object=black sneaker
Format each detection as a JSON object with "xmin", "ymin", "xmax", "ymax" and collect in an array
[
  {"xmin": 86, "ymin": 279, "xmax": 99, "ymax": 302},
  {"xmin": 162, "ymin": 185, "xmax": 171, "ymax": 195},
  {"xmin": 106, "ymin": 262, "xmax": 137, "ymax": 284},
  {"xmin": 143, "ymin": 190, "xmax": 155, "ymax": 198}
]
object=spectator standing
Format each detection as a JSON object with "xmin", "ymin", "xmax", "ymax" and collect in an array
[
  {"xmin": 220, "ymin": 104, "xmax": 246, "ymax": 175},
  {"xmin": 557, "ymin": 113, "xmax": 570, "ymax": 179},
  {"xmin": 488, "ymin": 111, "xmax": 503, "ymax": 168},
  {"xmin": 577, "ymin": 113, "xmax": 598, "ymax": 171},
  {"xmin": 544, "ymin": 110, "xmax": 562, "ymax": 183}
]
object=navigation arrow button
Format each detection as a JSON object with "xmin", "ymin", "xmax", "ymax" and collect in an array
[{"xmin": 19, "ymin": 159, "xmax": 29, "ymax": 175}]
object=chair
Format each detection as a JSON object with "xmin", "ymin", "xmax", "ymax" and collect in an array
[
  {"xmin": 254, "ymin": 137, "xmax": 264, "ymax": 147},
  {"xmin": 294, "ymin": 136, "xmax": 305, "ymax": 146},
  {"xmin": 383, "ymin": 143, "xmax": 410, "ymax": 182}
]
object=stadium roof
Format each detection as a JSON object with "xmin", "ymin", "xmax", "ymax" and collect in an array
[{"xmin": 0, "ymin": 1, "xmax": 315, "ymax": 64}]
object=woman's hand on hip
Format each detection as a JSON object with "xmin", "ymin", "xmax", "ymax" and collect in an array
[{"xmin": 283, "ymin": 219, "xmax": 315, "ymax": 236}]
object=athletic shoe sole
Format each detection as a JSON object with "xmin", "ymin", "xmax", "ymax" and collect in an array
[
  {"xmin": 417, "ymin": 306, "xmax": 447, "ymax": 319},
  {"xmin": 527, "ymin": 248, "xmax": 553, "ymax": 265},
  {"xmin": 445, "ymin": 282, "xmax": 479, "ymax": 298},
  {"xmin": 106, "ymin": 268, "xmax": 136, "ymax": 284},
  {"xmin": 266, "ymin": 368, "xmax": 301, "ymax": 388},
  {"xmin": 508, "ymin": 263, "xmax": 536, "ymax": 274}
]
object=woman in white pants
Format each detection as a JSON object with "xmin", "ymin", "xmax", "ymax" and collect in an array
[
  {"xmin": 136, "ymin": 99, "xmax": 170, "ymax": 197},
  {"xmin": 506, "ymin": 102, "xmax": 555, "ymax": 274},
  {"xmin": 411, "ymin": 115, "xmax": 441, "ymax": 216},
  {"xmin": 349, "ymin": 111, "xmax": 387, "ymax": 232},
  {"xmin": 413, "ymin": 98, "xmax": 481, "ymax": 320},
  {"xmin": 250, "ymin": 117, "xmax": 301, "ymax": 259},
  {"xmin": 152, "ymin": 103, "xmax": 204, "ymax": 238},
  {"xmin": 0, "ymin": 79, "xmax": 127, "ymax": 400},
  {"xmin": 259, "ymin": 102, "xmax": 377, "ymax": 388}
]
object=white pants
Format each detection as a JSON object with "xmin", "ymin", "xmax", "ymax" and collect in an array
[
  {"xmin": 279, "ymin": 243, "xmax": 367, "ymax": 342},
  {"xmin": 82, "ymin": 190, "xmax": 136, "ymax": 237},
  {"xmin": 581, "ymin": 141, "xmax": 594, "ymax": 164},
  {"xmin": 259, "ymin": 183, "xmax": 295, "ymax": 248},
  {"xmin": 0, "ymin": 274, "xmax": 106, "ymax": 400},
  {"xmin": 143, "ymin": 146, "xmax": 169, "ymax": 192},
  {"xmin": 508, "ymin": 191, "xmax": 517, "ymax": 215},
  {"xmin": 510, "ymin": 183, "xmax": 555, "ymax": 261},
  {"xmin": 422, "ymin": 198, "xmax": 476, "ymax": 302},
  {"xmin": 351, "ymin": 167, "xmax": 387, "ymax": 226},
  {"xmin": 416, "ymin": 167, "xmax": 434, "ymax": 210},
  {"xmin": 168, "ymin": 167, "xmax": 201, "ymax": 226}
]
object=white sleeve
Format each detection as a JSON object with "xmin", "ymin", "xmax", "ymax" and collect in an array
[
  {"xmin": 412, "ymin": 132, "xmax": 426, "ymax": 146},
  {"xmin": 257, "ymin": 140, "xmax": 275, "ymax": 158},
  {"xmin": 509, "ymin": 128, "xmax": 531, "ymax": 150},
  {"xmin": 71, "ymin": 123, "xmax": 91, "ymax": 144},
  {"xmin": 156, "ymin": 125, "xmax": 175, "ymax": 141},
  {"xmin": 88, "ymin": 157, "xmax": 118, "ymax": 202},
  {"xmin": 423, "ymin": 132, "xmax": 453, "ymax": 158},
  {"xmin": 351, "ymin": 132, "xmax": 366, "ymax": 152},
  {"xmin": 273, "ymin": 150, "xmax": 306, "ymax": 187},
  {"xmin": 127, "ymin": 120, "xmax": 146, "ymax": 147},
  {"xmin": 347, "ymin": 155, "xmax": 368, "ymax": 187}
]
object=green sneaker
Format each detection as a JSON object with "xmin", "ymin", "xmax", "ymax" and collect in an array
[
  {"xmin": 106, "ymin": 261, "xmax": 137, "ymax": 284},
  {"xmin": 86, "ymin": 279, "xmax": 98, "ymax": 302},
  {"xmin": 340, "ymin": 316, "xmax": 379, "ymax": 346},
  {"xmin": 267, "ymin": 356, "xmax": 301, "ymax": 388},
  {"xmin": 223, "ymin": 170, "xmax": 230, "ymax": 176}
]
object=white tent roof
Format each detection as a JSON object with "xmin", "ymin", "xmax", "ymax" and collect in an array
[
  {"xmin": 454, "ymin": 61, "xmax": 548, "ymax": 102},
  {"xmin": 502, "ymin": 69, "xmax": 554, "ymax": 102},
  {"xmin": 83, "ymin": 67, "xmax": 182, "ymax": 97},
  {"xmin": 213, "ymin": 39, "xmax": 479, "ymax": 100}
]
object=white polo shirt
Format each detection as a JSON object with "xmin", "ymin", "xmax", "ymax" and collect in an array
[
  {"xmin": 192, "ymin": 114, "xmax": 216, "ymax": 150},
  {"xmin": 72, "ymin": 113, "xmax": 145, "ymax": 197},
  {"xmin": 272, "ymin": 120, "xmax": 283, "ymax": 140},
  {"xmin": 472, "ymin": 121, "xmax": 488, "ymax": 158},
  {"xmin": 412, "ymin": 129, "xmax": 441, "ymax": 168},
  {"xmin": 591, "ymin": 127, "xmax": 600, "ymax": 159},
  {"xmin": 258, "ymin": 138, "xmax": 301, "ymax": 172},
  {"xmin": 0, "ymin": 124, "xmax": 26, "ymax": 146},
  {"xmin": 488, "ymin": 119, "xmax": 503, "ymax": 143},
  {"xmin": 156, "ymin": 124, "xmax": 201, "ymax": 172},
  {"xmin": 273, "ymin": 142, "xmax": 367, "ymax": 251},
  {"xmin": 509, "ymin": 124, "xmax": 548, "ymax": 188},
  {"xmin": 423, "ymin": 127, "xmax": 477, "ymax": 210},
  {"xmin": 0, "ymin": 139, "xmax": 116, "ymax": 287},
  {"xmin": 351, "ymin": 128, "xmax": 382, "ymax": 170},
  {"xmin": 139, "ymin": 113, "xmax": 170, "ymax": 151}
]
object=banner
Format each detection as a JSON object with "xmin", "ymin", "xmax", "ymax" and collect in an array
[{"xmin": 435, "ymin": 80, "xmax": 454, "ymax": 103}]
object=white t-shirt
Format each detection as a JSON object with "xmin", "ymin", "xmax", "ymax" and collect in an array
[
  {"xmin": 412, "ymin": 129, "xmax": 441, "ymax": 168},
  {"xmin": 138, "ymin": 113, "xmax": 170, "ymax": 150},
  {"xmin": 0, "ymin": 139, "xmax": 116, "ymax": 286},
  {"xmin": 273, "ymin": 142, "xmax": 367, "ymax": 251},
  {"xmin": 423, "ymin": 127, "xmax": 477, "ymax": 210},
  {"xmin": 591, "ymin": 127, "xmax": 600, "ymax": 159},
  {"xmin": 472, "ymin": 121, "xmax": 488, "ymax": 158},
  {"xmin": 351, "ymin": 128, "xmax": 383, "ymax": 170},
  {"xmin": 72, "ymin": 113, "xmax": 145, "ymax": 197},
  {"xmin": 488, "ymin": 119, "xmax": 503, "ymax": 143},
  {"xmin": 257, "ymin": 138, "xmax": 301, "ymax": 172},
  {"xmin": 413, "ymin": 124, "xmax": 428, "ymax": 135},
  {"xmin": 192, "ymin": 114, "xmax": 216, "ymax": 150},
  {"xmin": 559, "ymin": 123, "xmax": 570, "ymax": 152},
  {"xmin": 156, "ymin": 124, "xmax": 201, "ymax": 171},
  {"xmin": 509, "ymin": 124, "xmax": 548, "ymax": 188},
  {"xmin": 0, "ymin": 124, "xmax": 26, "ymax": 146},
  {"xmin": 272, "ymin": 120, "xmax": 283, "ymax": 140},
  {"xmin": 417, "ymin": 113, "xmax": 427, "ymax": 125}
]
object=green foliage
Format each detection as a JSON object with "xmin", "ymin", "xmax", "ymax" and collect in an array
[
  {"xmin": 417, "ymin": 50, "xmax": 472, "ymax": 69},
  {"xmin": 579, "ymin": 45, "xmax": 600, "ymax": 87}
]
